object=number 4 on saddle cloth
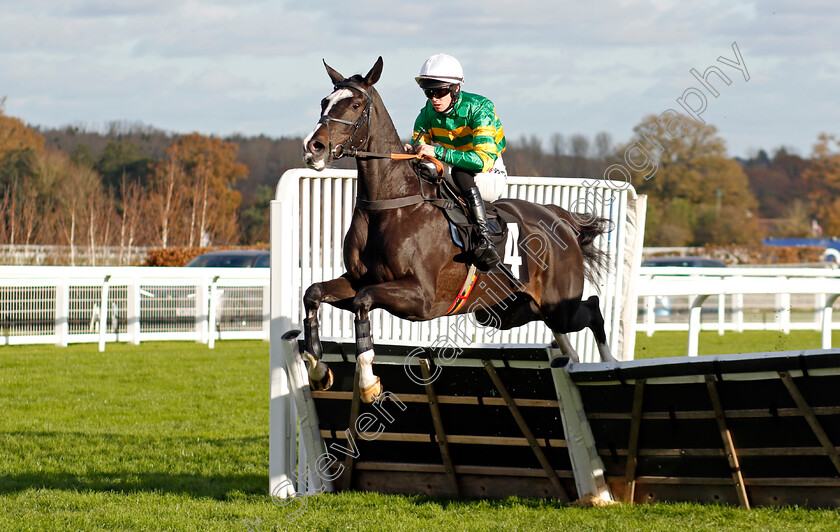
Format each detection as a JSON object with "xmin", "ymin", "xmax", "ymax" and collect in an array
[{"xmin": 413, "ymin": 159, "xmax": 529, "ymax": 282}]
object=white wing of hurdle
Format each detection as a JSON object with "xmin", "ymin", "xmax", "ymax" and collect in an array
[{"xmin": 269, "ymin": 169, "xmax": 645, "ymax": 496}]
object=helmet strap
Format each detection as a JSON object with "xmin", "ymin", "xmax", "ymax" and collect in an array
[{"xmin": 443, "ymin": 84, "xmax": 461, "ymax": 114}]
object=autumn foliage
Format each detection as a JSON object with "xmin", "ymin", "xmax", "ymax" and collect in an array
[
  {"xmin": 620, "ymin": 115, "xmax": 763, "ymax": 247},
  {"xmin": 1, "ymin": 103, "xmax": 250, "ymax": 264},
  {"xmin": 804, "ymin": 134, "xmax": 840, "ymax": 236},
  {"xmin": 3, "ymin": 99, "xmax": 840, "ymax": 267},
  {"xmin": 700, "ymin": 245, "xmax": 826, "ymax": 265}
]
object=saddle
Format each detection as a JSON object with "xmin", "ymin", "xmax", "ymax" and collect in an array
[{"xmin": 413, "ymin": 160, "xmax": 513, "ymax": 266}]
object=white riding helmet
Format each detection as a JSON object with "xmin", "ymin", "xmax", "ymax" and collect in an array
[{"xmin": 415, "ymin": 53, "xmax": 464, "ymax": 89}]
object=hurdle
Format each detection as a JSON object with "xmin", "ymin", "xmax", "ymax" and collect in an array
[
  {"xmin": 571, "ymin": 349, "xmax": 840, "ymax": 507},
  {"xmin": 278, "ymin": 337, "xmax": 840, "ymax": 507},
  {"xmin": 269, "ymin": 170, "xmax": 645, "ymax": 499}
]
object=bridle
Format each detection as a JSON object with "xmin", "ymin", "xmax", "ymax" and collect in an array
[
  {"xmin": 318, "ymin": 81, "xmax": 373, "ymax": 159},
  {"xmin": 315, "ymin": 80, "xmax": 446, "ymax": 212}
]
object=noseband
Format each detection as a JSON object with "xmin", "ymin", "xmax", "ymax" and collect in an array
[{"xmin": 318, "ymin": 81, "xmax": 373, "ymax": 159}]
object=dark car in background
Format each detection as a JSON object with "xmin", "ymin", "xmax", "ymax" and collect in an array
[
  {"xmin": 185, "ymin": 250, "xmax": 270, "ymax": 268},
  {"xmin": 183, "ymin": 250, "xmax": 269, "ymax": 331},
  {"xmin": 143, "ymin": 250, "xmax": 269, "ymax": 332},
  {"xmin": 641, "ymin": 256, "xmax": 726, "ymax": 268}
]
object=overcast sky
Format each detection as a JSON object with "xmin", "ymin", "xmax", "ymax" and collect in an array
[{"xmin": 1, "ymin": 0, "xmax": 837, "ymax": 160}]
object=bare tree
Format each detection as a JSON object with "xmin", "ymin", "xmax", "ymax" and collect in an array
[
  {"xmin": 570, "ymin": 134, "xmax": 591, "ymax": 176},
  {"xmin": 152, "ymin": 155, "xmax": 181, "ymax": 249},
  {"xmin": 594, "ymin": 132, "xmax": 613, "ymax": 160},
  {"xmin": 550, "ymin": 133, "xmax": 568, "ymax": 157},
  {"xmin": 118, "ymin": 176, "xmax": 143, "ymax": 265},
  {"xmin": 570, "ymin": 134, "xmax": 590, "ymax": 159},
  {"xmin": 198, "ymin": 160, "xmax": 210, "ymax": 247},
  {"xmin": 0, "ymin": 186, "xmax": 11, "ymax": 245}
]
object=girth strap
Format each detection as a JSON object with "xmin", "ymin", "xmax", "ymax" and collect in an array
[{"xmin": 356, "ymin": 194, "xmax": 424, "ymax": 211}]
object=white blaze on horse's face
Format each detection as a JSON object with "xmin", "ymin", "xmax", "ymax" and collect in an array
[{"xmin": 303, "ymin": 88, "xmax": 354, "ymax": 171}]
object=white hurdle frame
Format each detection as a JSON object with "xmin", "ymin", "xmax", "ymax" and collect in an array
[{"xmin": 269, "ymin": 169, "xmax": 644, "ymax": 496}]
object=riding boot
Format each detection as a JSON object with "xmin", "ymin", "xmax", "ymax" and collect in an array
[{"xmin": 464, "ymin": 186, "xmax": 501, "ymax": 270}]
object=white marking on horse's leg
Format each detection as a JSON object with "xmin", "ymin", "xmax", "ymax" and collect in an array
[
  {"xmin": 357, "ymin": 349, "xmax": 377, "ymax": 389},
  {"xmin": 597, "ymin": 341, "xmax": 617, "ymax": 363},
  {"xmin": 303, "ymin": 351, "xmax": 326, "ymax": 380},
  {"xmin": 553, "ymin": 332, "xmax": 579, "ymax": 363}
]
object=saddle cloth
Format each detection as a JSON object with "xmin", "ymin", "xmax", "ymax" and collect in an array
[{"xmin": 439, "ymin": 193, "xmax": 529, "ymax": 282}]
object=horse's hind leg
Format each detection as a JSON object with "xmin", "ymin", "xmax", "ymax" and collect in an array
[
  {"xmin": 579, "ymin": 295, "xmax": 616, "ymax": 362},
  {"xmin": 552, "ymin": 332, "xmax": 580, "ymax": 364}
]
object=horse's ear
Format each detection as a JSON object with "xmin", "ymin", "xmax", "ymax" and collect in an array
[
  {"xmin": 364, "ymin": 56, "xmax": 384, "ymax": 86},
  {"xmin": 323, "ymin": 60, "xmax": 345, "ymax": 84}
]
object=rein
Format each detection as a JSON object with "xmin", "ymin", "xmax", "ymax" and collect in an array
[{"xmin": 352, "ymin": 152, "xmax": 448, "ymax": 211}]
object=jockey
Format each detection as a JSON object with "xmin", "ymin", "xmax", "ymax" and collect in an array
[{"xmin": 404, "ymin": 53, "xmax": 507, "ymax": 270}]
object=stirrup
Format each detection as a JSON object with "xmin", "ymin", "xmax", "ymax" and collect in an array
[{"xmin": 474, "ymin": 240, "xmax": 501, "ymax": 270}]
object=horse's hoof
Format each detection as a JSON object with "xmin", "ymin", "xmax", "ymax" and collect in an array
[
  {"xmin": 360, "ymin": 376, "xmax": 382, "ymax": 404},
  {"xmin": 309, "ymin": 368, "xmax": 334, "ymax": 391}
]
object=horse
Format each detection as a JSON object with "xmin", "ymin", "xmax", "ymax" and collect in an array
[{"xmin": 301, "ymin": 57, "xmax": 615, "ymax": 403}]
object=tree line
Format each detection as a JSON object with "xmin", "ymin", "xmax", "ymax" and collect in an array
[
  {"xmin": 2, "ymin": 98, "xmax": 839, "ymax": 264},
  {"xmin": 1, "ymin": 107, "xmax": 250, "ymax": 264}
]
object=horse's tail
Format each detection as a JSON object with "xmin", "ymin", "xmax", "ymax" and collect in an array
[{"xmin": 546, "ymin": 206, "xmax": 611, "ymax": 286}]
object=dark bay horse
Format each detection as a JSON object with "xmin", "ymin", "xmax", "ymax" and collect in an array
[{"xmin": 302, "ymin": 57, "xmax": 615, "ymax": 402}]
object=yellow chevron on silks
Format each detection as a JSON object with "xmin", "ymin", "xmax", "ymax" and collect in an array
[
  {"xmin": 472, "ymin": 126, "xmax": 496, "ymax": 138},
  {"xmin": 475, "ymin": 150, "xmax": 493, "ymax": 171},
  {"xmin": 429, "ymin": 125, "xmax": 474, "ymax": 139},
  {"xmin": 474, "ymin": 141, "xmax": 498, "ymax": 154},
  {"xmin": 411, "ymin": 91, "xmax": 507, "ymax": 173}
]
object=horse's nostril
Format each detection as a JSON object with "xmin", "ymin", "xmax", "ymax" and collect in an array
[{"xmin": 311, "ymin": 140, "xmax": 325, "ymax": 153}]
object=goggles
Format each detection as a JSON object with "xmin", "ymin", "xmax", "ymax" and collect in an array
[{"xmin": 423, "ymin": 86, "xmax": 451, "ymax": 99}]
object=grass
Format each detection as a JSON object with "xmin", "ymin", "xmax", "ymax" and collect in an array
[
  {"xmin": 1, "ymin": 336, "xmax": 839, "ymax": 531},
  {"xmin": 635, "ymin": 329, "xmax": 840, "ymax": 359}
]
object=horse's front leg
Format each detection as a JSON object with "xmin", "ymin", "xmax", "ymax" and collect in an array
[
  {"xmin": 303, "ymin": 276, "xmax": 357, "ymax": 391},
  {"xmin": 352, "ymin": 277, "xmax": 433, "ymax": 403}
]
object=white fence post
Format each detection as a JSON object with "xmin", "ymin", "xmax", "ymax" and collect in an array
[
  {"xmin": 263, "ymin": 283, "xmax": 271, "ymax": 341},
  {"xmin": 270, "ymin": 172, "xmax": 303, "ymax": 498},
  {"xmin": 55, "ymin": 277, "xmax": 69, "ymax": 347},
  {"xmin": 777, "ymin": 275, "xmax": 791, "ymax": 335},
  {"xmin": 197, "ymin": 277, "xmax": 208, "ymax": 344},
  {"xmin": 732, "ymin": 290, "xmax": 744, "ymax": 333},
  {"xmin": 128, "ymin": 274, "xmax": 141, "ymax": 345},
  {"xmin": 98, "ymin": 274, "xmax": 111, "ymax": 352},
  {"xmin": 637, "ymin": 271, "xmax": 840, "ymax": 355},
  {"xmin": 0, "ymin": 266, "xmax": 268, "ymax": 347},
  {"xmin": 815, "ymin": 281, "xmax": 826, "ymax": 331},
  {"xmin": 688, "ymin": 294, "xmax": 710, "ymax": 357},
  {"xmin": 823, "ymin": 294, "xmax": 839, "ymax": 349},
  {"xmin": 208, "ymin": 275, "xmax": 220, "ymax": 349}
]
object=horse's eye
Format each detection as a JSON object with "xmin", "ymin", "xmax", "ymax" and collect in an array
[
  {"xmin": 352, "ymin": 102, "xmax": 361, "ymax": 110},
  {"xmin": 320, "ymin": 99, "xmax": 328, "ymax": 111}
]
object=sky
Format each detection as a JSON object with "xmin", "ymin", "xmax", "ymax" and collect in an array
[{"xmin": 1, "ymin": 0, "xmax": 838, "ymax": 160}]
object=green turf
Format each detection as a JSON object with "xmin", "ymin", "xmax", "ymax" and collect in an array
[
  {"xmin": 635, "ymin": 329, "xmax": 840, "ymax": 359},
  {"xmin": 1, "ymin": 337, "xmax": 839, "ymax": 531}
]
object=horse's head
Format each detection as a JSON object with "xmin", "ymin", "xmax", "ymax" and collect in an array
[{"xmin": 303, "ymin": 57, "xmax": 383, "ymax": 171}]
